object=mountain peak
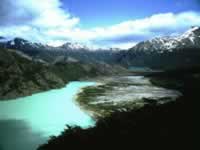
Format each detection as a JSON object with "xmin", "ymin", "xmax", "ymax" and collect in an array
[
  {"xmin": 191, "ymin": 26, "xmax": 200, "ymax": 35},
  {"xmin": 190, "ymin": 26, "xmax": 200, "ymax": 31},
  {"xmin": 61, "ymin": 42, "xmax": 90, "ymax": 50},
  {"xmin": 130, "ymin": 27, "xmax": 200, "ymax": 53},
  {"xmin": 14, "ymin": 37, "xmax": 27, "ymax": 41},
  {"xmin": 7, "ymin": 37, "xmax": 29, "ymax": 46},
  {"xmin": 181, "ymin": 26, "xmax": 200, "ymax": 38}
]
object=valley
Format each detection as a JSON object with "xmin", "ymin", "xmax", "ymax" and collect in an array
[
  {"xmin": 0, "ymin": 0, "xmax": 199, "ymax": 149},
  {"xmin": 0, "ymin": 48, "xmax": 127, "ymax": 100},
  {"xmin": 0, "ymin": 26, "xmax": 198, "ymax": 150},
  {"xmin": 38, "ymin": 67, "xmax": 198, "ymax": 150},
  {"xmin": 0, "ymin": 72, "xmax": 184, "ymax": 150}
]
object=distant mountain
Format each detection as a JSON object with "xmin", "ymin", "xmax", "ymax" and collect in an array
[
  {"xmin": 0, "ymin": 27, "xmax": 199, "ymax": 70},
  {"xmin": 60, "ymin": 42, "xmax": 91, "ymax": 51},
  {"xmin": 0, "ymin": 38, "xmax": 121, "ymax": 64},
  {"xmin": 131, "ymin": 26, "xmax": 200, "ymax": 52},
  {"xmin": 0, "ymin": 37, "xmax": 53, "ymax": 52},
  {"xmin": 119, "ymin": 26, "xmax": 200, "ymax": 69}
]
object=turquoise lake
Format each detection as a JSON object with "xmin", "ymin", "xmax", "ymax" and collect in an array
[{"xmin": 0, "ymin": 82, "xmax": 96, "ymax": 150}]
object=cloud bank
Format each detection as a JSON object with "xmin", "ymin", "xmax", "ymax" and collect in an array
[{"xmin": 0, "ymin": 0, "xmax": 200, "ymax": 49}]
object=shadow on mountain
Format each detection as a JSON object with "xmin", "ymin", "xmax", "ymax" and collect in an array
[{"xmin": 0, "ymin": 120, "xmax": 47, "ymax": 150}]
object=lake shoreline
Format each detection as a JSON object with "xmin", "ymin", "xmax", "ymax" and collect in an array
[
  {"xmin": 0, "ymin": 70, "xmax": 162, "ymax": 101},
  {"xmin": 0, "ymin": 81, "xmax": 97, "ymax": 150},
  {"xmin": 0, "ymin": 74, "xmax": 115, "ymax": 101},
  {"xmin": 38, "ymin": 68, "xmax": 198, "ymax": 150}
]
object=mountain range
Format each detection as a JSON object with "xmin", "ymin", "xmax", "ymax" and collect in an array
[
  {"xmin": 0, "ymin": 26, "xmax": 200, "ymax": 69},
  {"xmin": 119, "ymin": 26, "xmax": 200, "ymax": 69},
  {"xmin": 0, "ymin": 37, "xmax": 120, "ymax": 64}
]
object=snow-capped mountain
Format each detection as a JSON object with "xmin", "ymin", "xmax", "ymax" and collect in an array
[
  {"xmin": 0, "ymin": 38, "xmax": 97, "ymax": 52},
  {"xmin": 60, "ymin": 42, "xmax": 90, "ymax": 50},
  {"xmin": 0, "ymin": 37, "xmax": 121, "ymax": 64},
  {"xmin": 0, "ymin": 37, "xmax": 47, "ymax": 50},
  {"xmin": 0, "ymin": 27, "xmax": 199, "ymax": 69},
  {"xmin": 130, "ymin": 26, "xmax": 200, "ymax": 53},
  {"xmin": 119, "ymin": 26, "xmax": 200, "ymax": 69}
]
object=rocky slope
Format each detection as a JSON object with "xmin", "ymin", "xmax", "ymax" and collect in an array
[{"xmin": 0, "ymin": 48, "xmax": 126, "ymax": 100}]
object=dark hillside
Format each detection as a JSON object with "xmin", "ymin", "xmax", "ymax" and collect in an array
[
  {"xmin": 38, "ymin": 68, "xmax": 198, "ymax": 150},
  {"xmin": 0, "ymin": 48, "xmax": 123, "ymax": 100}
]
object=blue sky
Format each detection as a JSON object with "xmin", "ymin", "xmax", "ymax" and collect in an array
[
  {"xmin": 63, "ymin": 0, "xmax": 200, "ymax": 28},
  {"xmin": 0, "ymin": 0, "xmax": 200, "ymax": 49}
]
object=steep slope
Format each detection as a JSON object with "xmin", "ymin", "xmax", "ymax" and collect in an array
[
  {"xmin": 0, "ymin": 48, "xmax": 62, "ymax": 100},
  {"xmin": 119, "ymin": 26, "xmax": 200, "ymax": 69},
  {"xmin": 0, "ymin": 48, "xmax": 123, "ymax": 100}
]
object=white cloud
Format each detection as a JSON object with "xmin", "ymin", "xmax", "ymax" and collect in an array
[
  {"xmin": 43, "ymin": 11, "xmax": 200, "ymax": 48},
  {"xmin": 29, "ymin": 0, "xmax": 80, "ymax": 29},
  {"xmin": 0, "ymin": 0, "xmax": 80, "ymax": 43},
  {"xmin": 89, "ymin": 11, "xmax": 200, "ymax": 39},
  {"xmin": 110, "ymin": 42, "xmax": 138, "ymax": 50},
  {"xmin": 0, "ymin": 0, "xmax": 200, "ymax": 49}
]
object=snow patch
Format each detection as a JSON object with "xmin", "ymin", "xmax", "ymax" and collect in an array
[
  {"xmin": 10, "ymin": 40, "xmax": 15, "ymax": 46},
  {"xmin": 189, "ymin": 37, "xmax": 195, "ymax": 44}
]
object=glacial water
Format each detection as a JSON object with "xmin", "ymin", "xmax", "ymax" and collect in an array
[
  {"xmin": 0, "ymin": 82, "xmax": 96, "ymax": 150},
  {"xmin": 0, "ymin": 77, "xmax": 181, "ymax": 150}
]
